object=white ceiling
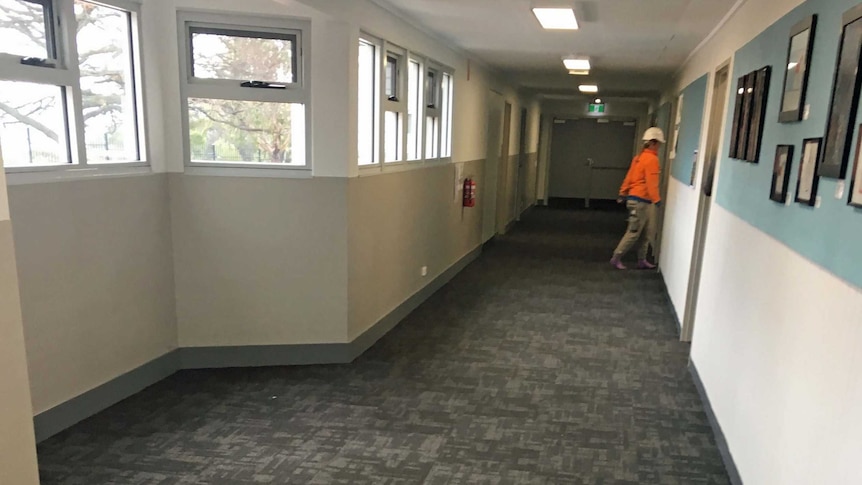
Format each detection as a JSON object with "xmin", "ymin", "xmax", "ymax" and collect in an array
[{"xmin": 375, "ymin": 0, "xmax": 738, "ymax": 97}]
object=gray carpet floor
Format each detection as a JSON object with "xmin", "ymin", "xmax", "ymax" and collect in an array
[{"xmin": 37, "ymin": 208, "xmax": 730, "ymax": 484}]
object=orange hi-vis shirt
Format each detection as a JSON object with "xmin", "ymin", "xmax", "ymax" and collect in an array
[{"xmin": 619, "ymin": 148, "xmax": 661, "ymax": 204}]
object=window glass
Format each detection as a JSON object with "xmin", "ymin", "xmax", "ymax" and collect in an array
[
  {"xmin": 385, "ymin": 54, "xmax": 398, "ymax": 100},
  {"xmin": 426, "ymin": 70, "xmax": 437, "ymax": 108},
  {"xmin": 75, "ymin": 1, "xmax": 139, "ymax": 162},
  {"xmin": 191, "ymin": 28, "xmax": 296, "ymax": 83},
  {"xmin": 384, "ymin": 111, "xmax": 402, "ymax": 162},
  {"xmin": 407, "ymin": 59, "xmax": 422, "ymax": 160},
  {"xmin": 425, "ymin": 115, "xmax": 438, "ymax": 159},
  {"xmin": 358, "ymin": 40, "xmax": 377, "ymax": 166},
  {"xmin": 188, "ymin": 98, "xmax": 305, "ymax": 165},
  {"xmin": 441, "ymin": 73, "xmax": 453, "ymax": 157},
  {"xmin": 0, "ymin": 0, "xmax": 52, "ymax": 59},
  {"xmin": 0, "ymin": 80, "xmax": 69, "ymax": 167}
]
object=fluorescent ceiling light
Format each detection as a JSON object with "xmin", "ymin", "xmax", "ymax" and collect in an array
[
  {"xmin": 579, "ymin": 84, "xmax": 599, "ymax": 93},
  {"xmin": 533, "ymin": 8, "xmax": 579, "ymax": 30},
  {"xmin": 563, "ymin": 58, "xmax": 590, "ymax": 71}
]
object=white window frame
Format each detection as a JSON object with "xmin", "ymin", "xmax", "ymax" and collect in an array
[
  {"xmin": 381, "ymin": 42, "xmax": 407, "ymax": 164},
  {"xmin": 440, "ymin": 71, "xmax": 454, "ymax": 159},
  {"xmin": 357, "ymin": 33, "xmax": 380, "ymax": 167},
  {"xmin": 356, "ymin": 37, "xmax": 455, "ymax": 174},
  {"xmin": 177, "ymin": 11, "xmax": 311, "ymax": 171},
  {"xmin": 0, "ymin": 0, "xmax": 148, "ymax": 175},
  {"xmin": 406, "ymin": 54, "xmax": 424, "ymax": 162},
  {"xmin": 423, "ymin": 62, "xmax": 441, "ymax": 160}
]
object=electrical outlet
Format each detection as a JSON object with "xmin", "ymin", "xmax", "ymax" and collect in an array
[{"xmin": 421, "ymin": 266, "xmax": 428, "ymax": 277}]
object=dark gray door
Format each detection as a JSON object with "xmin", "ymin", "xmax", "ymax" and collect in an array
[{"xmin": 548, "ymin": 118, "xmax": 636, "ymax": 204}]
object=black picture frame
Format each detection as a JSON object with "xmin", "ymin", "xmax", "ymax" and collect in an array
[
  {"xmin": 848, "ymin": 124, "xmax": 862, "ymax": 208},
  {"xmin": 779, "ymin": 16, "xmax": 817, "ymax": 123},
  {"xmin": 770, "ymin": 145, "xmax": 794, "ymax": 203},
  {"xmin": 796, "ymin": 137, "xmax": 822, "ymax": 206},
  {"xmin": 729, "ymin": 77, "xmax": 745, "ymax": 159},
  {"xmin": 737, "ymin": 73, "xmax": 755, "ymax": 159},
  {"xmin": 820, "ymin": 5, "xmax": 862, "ymax": 179},
  {"xmin": 746, "ymin": 66, "xmax": 772, "ymax": 162}
]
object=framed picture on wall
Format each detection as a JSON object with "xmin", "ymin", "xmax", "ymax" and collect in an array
[
  {"xmin": 848, "ymin": 125, "xmax": 862, "ymax": 207},
  {"xmin": 779, "ymin": 16, "xmax": 817, "ymax": 123},
  {"xmin": 737, "ymin": 73, "xmax": 756, "ymax": 160},
  {"xmin": 820, "ymin": 5, "xmax": 862, "ymax": 179},
  {"xmin": 770, "ymin": 145, "xmax": 794, "ymax": 203},
  {"xmin": 729, "ymin": 77, "xmax": 745, "ymax": 159},
  {"xmin": 747, "ymin": 66, "xmax": 772, "ymax": 162},
  {"xmin": 796, "ymin": 137, "xmax": 822, "ymax": 206}
]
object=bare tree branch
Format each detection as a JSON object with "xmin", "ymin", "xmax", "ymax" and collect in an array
[{"xmin": 0, "ymin": 101, "xmax": 58, "ymax": 142}]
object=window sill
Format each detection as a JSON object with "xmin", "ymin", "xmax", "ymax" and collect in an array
[
  {"xmin": 5, "ymin": 164, "xmax": 152, "ymax": 186},
  {"xmin": 357, "ymin": 158, "xmax": 453, "ymax": 177},
  {"xmin": 184, "ymin": 165, "xmax": 313, "ymax": 179}
]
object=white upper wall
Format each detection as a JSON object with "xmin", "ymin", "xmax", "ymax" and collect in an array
[
  {"xmin": 674, "ymin": 0, "xmax": 805, "ymax": 93},
  {"xmin": 142, "ymin": 0, "xmax": 349, "ymax": 176}
]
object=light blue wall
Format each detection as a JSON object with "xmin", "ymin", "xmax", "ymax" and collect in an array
[
  {"xmin": 655, "ymin": 102, "xmax": 673, "ymax": 168},
  {"xmin": 672, "ymin": 75, "xmax": 708, "ymax": 184},
  {"xmin": 716, "ymin": 0, "xmax": 862, "ymax": 289}
]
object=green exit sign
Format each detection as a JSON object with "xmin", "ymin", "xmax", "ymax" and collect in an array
[{"xmin": 589, "ymin": 103, "xmax": 606, "ymax": 114}]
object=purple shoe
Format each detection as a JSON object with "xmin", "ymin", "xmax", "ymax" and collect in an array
[
  {"xmin": 610, "ymin": 258, "xmax": 627, "ymax": 270},
  {"xmin": 637, "ymin": 259, "xmax": 657, "ymax": 270}
]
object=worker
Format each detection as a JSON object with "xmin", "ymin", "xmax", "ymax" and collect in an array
[{"xmin": 610, "ymin": 127, "xmax": 664, "ymax": 270}]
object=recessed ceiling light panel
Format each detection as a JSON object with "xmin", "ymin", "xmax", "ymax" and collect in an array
[
  {"xmin": 533, "ymin": 8, "xmax": 579, "ymax": 30},
  {"xmin": 563, "ymin": 58, "xmax": 591, "ymax": 71},
  {"xmin": 579, "ymin": 84, "xmax": 599, "ymax": 93}
]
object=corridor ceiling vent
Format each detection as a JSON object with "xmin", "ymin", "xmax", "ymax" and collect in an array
[
  {"xmin": 532, "ymin": 7, "xmax": 579, "ymax": 30},
  {"xmin": 564, "ymin": 57, "xmax": 590, "ymax": 75},
  {"xmin": 579, "ymin": 84, "xmax": 599, "ymax": 93}
]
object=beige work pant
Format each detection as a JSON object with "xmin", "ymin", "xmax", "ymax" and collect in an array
[{"xmin": 613, "ymin": 200, "xmax": 657, "ymax": 261}]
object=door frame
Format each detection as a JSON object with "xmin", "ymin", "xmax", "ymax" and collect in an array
[
  {"xmin": 496, "ymin": 102, "xmax": 513, "ymax": 234},
  {"xmin": 681, "ymin": 60, "xmax": 732, "ymax": 343}
]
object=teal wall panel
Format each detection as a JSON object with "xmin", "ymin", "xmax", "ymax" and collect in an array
[{"xmin": 716, "ymin": 0, "xmax": 862, "ymax": 289}]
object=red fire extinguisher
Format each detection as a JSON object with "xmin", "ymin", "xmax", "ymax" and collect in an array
[{"xmin": 463, "ymin": 178, "xmax": 477, "ymax": 207}]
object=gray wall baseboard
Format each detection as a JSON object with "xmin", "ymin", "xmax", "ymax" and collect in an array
[
  {"xmin": 33, "ymin": 350, "xmax": 179, "ymax": 442},
  {"xmin": 689, "ymin": 362, "xmax": 743, "ymax": 485},
  {"xmin": 347, "ymin": 245, "xmax": 482, "ymax": 361},
  {"xmin": 34, "ymin": 246, "xmax": 483, "ymax": 442},
  {"xmin": 660, "ymin": 272, "xmax": 682, "ymax": 335},
  {"xmin": 179, "ymin": 343, "xmax": 352, "ymax": 369}
]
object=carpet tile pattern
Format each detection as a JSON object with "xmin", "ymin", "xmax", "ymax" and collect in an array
[{"xmin": 37, "ymin": 208, "xmax": 730, "ymax": 484}]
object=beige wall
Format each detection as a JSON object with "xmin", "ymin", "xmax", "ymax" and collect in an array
[
  {"xmin": 0, "ymin": 160, "xmax": 40, "ymax": 483},
  {"xmin": 8, "ymin": 175, "xmax": 177, "ymax": 414},
  {"xmin": 171, "ymin": 175, "xmax": 349, "ymax": 346},
  {"xmin": 347, "ymin": 160, "xmax": 484, "ymax": 340}
]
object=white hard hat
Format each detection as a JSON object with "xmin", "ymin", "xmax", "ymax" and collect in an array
[{"xmin": 643, "ymin": 127, "xmax": 666, "ymax": 143}]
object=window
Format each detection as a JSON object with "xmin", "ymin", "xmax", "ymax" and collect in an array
[
  {"xmin": 179, "ymin": 13, "xmax": 309, "ymax": 167},
  {"xmin": 441, "ymin": 72, "xmax": 453, "ymax": 158},
  {"xmin": 383, "ymin": 44, "xmax": 406, "ymax": 163},
  {"xmin": 0, "ymin": 0, "xmax": 144, "ymax": 169},
  {"xmin": 357, "ymin": 37, "xmax": 378, "ymax": 166},
  {"xmin": 355, "ymin": 37, "xmax": 454, "ymax": 169},
  {"xmin": 424, "ymin": 64, "xmax": 441, "ymax": 159},
  {"xmin": 407, "ymin": 58, "xmax": 423, "ymax": 160}
]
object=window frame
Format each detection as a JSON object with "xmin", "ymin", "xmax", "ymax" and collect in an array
[
  {"xmin": 0, "ymin": 0, "xmax": 148, "ymax": 174},
  {"xmin": 357, "ymin": 33, "xmax": 381, "ymax": 167},
  {"xmin": 356, "ymin": 37, "xmax": 455, "ymax": 173},
  {"xmin": 381, "ymin": 42, "xmax": 407, "ymax": 164},
  {"xmin": 406, "ymin": 54, "xmax": 424, "ymax": 162},
  {"xmin": 177, "ymin": 11, "xmax": 311, "ymax": 170}
]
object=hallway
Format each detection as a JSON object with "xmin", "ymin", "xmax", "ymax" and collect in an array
[{"xmin": 36, "ymin": 209, "xmax": 729, "ymax": 484}]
